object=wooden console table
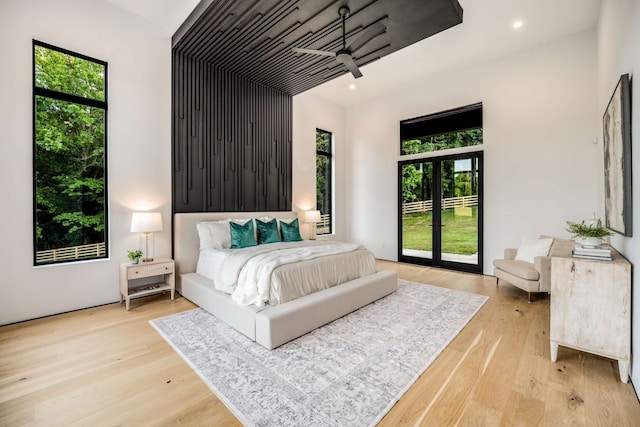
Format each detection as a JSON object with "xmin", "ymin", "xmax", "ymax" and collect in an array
[{"xmin": 550, "ymin": 247, "xmax": 631, "ymax": 382}]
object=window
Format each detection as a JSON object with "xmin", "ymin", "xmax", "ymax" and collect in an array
[
  {"xmin": 33, "ymin": 41, "xmax": 108, "ymax": 265},
  {"xmin": 399, "ymin": 103, "xmax": 483, "ymax": 274},
  {"xmin": 316, "ymin": 128, "xmax": 332, "ymax": 235},
  {"xmin": 400, "ymin": 103, "xmax": 483, "ymax": 155}
]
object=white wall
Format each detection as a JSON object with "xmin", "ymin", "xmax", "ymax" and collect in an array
[
  {"xmin": 0, "ymin": 0, "xmax": 172, "ymax": 325},
  {"xmin": 343, "ymin": 31, "xmax": 599, "ymax": 272},
  {"xmin": 292, "ymin": 92, "xmax": 346, "ymax": 241},
  {"xmin": 597, "ymin": 0, "xmax": 640, "ymax": 388}
]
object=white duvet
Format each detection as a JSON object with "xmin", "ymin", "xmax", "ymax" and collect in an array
[{"xmin": 196, "ymin": 240, "xmax": 367, "ymax": 306}]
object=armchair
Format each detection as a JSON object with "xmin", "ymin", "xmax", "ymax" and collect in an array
[{"xmin": 493, "ymin": 237, "xmax": 574, "ymax": 302}]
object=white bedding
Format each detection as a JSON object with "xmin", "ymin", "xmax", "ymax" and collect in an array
[{"xmin": 196, "ymin": 240, "xmax": 375, "ymax": 306}]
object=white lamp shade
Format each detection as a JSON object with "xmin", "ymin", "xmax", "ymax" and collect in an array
[
  {"xmin": 131, "ymin": 212, "xmax": 163, "ymax": 233},
  {"xmin": 304, "ymin": 210, "xmax": 321, "ymax": 223}
]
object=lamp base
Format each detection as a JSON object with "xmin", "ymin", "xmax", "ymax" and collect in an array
[{"xmin": 142, "ymin": 232, "xmax": 155, "ymax": 263}]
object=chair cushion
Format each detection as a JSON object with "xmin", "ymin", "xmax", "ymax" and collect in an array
[{"xmin": 493, "ymin": 259, "xmax": 540, "ymax": 281}]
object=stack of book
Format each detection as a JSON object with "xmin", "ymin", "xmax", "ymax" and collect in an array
[{"xmin": 572, "ymin": 244, "xmax": 612, "ymax": 261}]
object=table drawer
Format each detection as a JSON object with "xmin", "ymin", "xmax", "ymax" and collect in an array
[{"xmin": 127, "ymin": 262, "xmax": 173, "ymax": 279}]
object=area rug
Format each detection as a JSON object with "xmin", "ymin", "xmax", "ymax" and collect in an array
[{"xmin": 150, "ymin": 280, "xmax": 488, "ymax": 426}]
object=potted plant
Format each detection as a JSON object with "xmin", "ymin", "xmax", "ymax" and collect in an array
[
  {"xmin": 127, "ymin": 249, "xmax": 143, "ymax": 264},
  {"xmin": 566, "ymin": 219, "xmax": 613, "ymax": 247}
]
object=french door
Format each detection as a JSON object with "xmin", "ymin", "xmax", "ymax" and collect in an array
[{"xmin": 398, "ymin": 152, "xmax": 483, "ymax": 273}]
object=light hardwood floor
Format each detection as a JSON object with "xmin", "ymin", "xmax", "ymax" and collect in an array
[{"xmin": 1, "ymin": 261, "xmax": 639, "ymax": 426}]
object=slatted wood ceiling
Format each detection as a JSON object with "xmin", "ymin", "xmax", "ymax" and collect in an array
[{"xmin": 173, "ymin": 0, "xmax": 463, "ymax": 96}]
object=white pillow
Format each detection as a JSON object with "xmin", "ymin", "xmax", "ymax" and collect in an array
[
  {"xmin": 515, "ymin": 238, "xmax": 553, "ymax": 263},
  {"xmin": 196, "ymin": 220, "xmax": 231, "ymax": 250}
]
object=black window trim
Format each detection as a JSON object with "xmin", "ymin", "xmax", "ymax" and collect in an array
[
  {"xmin": 400, "ymin": 102, "xmax": 483, "ymax": 155},
  {"xmin": 32, "ymin": 39, "xmax": 109, "ymax": 266},
  {"xmin": 397, "ymin": 151, "xmax": 484, "ymax": 274},
  {"xmin": 316, "ymin": 128, "xmax": 333, "ymax": 235},
  {"xmin": 398, "ymin": 102, "xmax": 484, "ymax": 274}
]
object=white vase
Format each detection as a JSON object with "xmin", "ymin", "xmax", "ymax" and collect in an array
[{"xmin": 581, "ymin": 237, "xmax": 601, "ymax": 248}]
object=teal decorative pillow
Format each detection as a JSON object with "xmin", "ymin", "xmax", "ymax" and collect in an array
[
  {"xmin": 280, "ymin": 218, "xmax": 303, "ymax": 242},
  {"xmin": 230, "ymin": 220, "xmax": 257, "ymax": 249},
  {"xmin": 256, "ymin": 218, "xmax": 281, "ymax": 244}
]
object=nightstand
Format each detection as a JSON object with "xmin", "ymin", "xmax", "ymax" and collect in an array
[{"xmin": 119, "ymin": 258, "xmax": 175, "ymax": 310}]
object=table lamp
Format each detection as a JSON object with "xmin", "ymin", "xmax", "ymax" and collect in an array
[
  {"xmin": 131, "ymin": 212, "xmax": 163, "ymax": 262},
  {"xmin": 304, "ymin": 210, "xmax": 321, "ymax": 240}
]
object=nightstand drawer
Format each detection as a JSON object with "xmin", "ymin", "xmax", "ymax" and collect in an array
[{"xmin": 127, "ymin": 262, "xmax": 174, "ymax": 279}]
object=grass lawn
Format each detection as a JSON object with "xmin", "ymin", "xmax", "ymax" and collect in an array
[{"xmin": 402, "ymin": 208, "xmax": 478, "ymax": 255}]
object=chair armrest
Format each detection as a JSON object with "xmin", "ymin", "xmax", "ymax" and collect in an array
[
  {"xmin": 504, "ymin": 248, "xmax": 517, "ymax": 260},
  {"xmin": 534, "ymin": 256, "xmax": 552, "ymax": 291}
]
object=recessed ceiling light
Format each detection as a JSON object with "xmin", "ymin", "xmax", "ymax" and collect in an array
[
  {"xmin": 349, "ymin": 84, "xmax": 356, "ymax": 90},
  {"xmin": 512, "ymin": 20, "xmax": 523, "ymax": 29}
]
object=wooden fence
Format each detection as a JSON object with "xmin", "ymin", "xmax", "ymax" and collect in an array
[
  {"xmin": 315, "ymin": 197, "xmax": 476, "ymax": 233},
  {"xmin": 319, "ymin": 214, "xmax": 330, "ymax": 228},
  {"xmin": 317, "ymin": 214, "xmax": 331, "ymax": 234},
  {"xmin": 36, "ymin": 242, "xmax": 106, "ymax": 264},
  {"xmin": 402, "ymin": 195, "xmax": 478, "ymax": 215}
]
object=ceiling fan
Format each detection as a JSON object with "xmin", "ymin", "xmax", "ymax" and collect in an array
[{"xmin": 292, "ymin": 6, "xmax": 386, "ymax": 79}]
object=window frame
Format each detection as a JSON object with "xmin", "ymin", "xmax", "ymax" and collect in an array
[
  {"xmin": 315, "ymin": 128, "xmax": 333, "ymax": 235},
  {"xmin": 400, "ymin": 102, "xmax": 483, "ymax": 156},
  {"xmin": 398, "ymin": 104, "xmax": 484, "ymax": 274},
  {"xmin": 32, "ymin": 40, "xmax": 109, "ymax": 266}
]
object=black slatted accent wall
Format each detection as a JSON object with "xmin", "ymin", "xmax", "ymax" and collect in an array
[{"xmin": 172, "ymin": 51, "xmax": 292, "ymax": 212}]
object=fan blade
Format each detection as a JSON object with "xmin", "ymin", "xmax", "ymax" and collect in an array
[
  {"xmin": 347, "ymin": 22, "xmax": 386, "ymax": 52},
  {"xmin": 336, "ymin": 54, "xmax": 363, "ymax": 79},
  {"xmin": 292, "ymin": 47, "xmax": 336, "ymax": 57}
]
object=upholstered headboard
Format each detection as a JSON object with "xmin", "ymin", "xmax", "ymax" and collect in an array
[{"xmin": 173, "ymin": 211, "xmax": 298, "ymax": 278}]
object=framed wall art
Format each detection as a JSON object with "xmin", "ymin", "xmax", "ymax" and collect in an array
[{"xmin": 603, "ymin": 73, "xmax": 632, "ymax": 237}]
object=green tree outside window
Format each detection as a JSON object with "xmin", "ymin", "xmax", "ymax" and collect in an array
[
  {"xmin": 33, "ymin": 42, "xmax": 108, "ymax": 264},
  {"xmin": 316, "ymin": 129, "xmax": 332, "ymax": 235}
]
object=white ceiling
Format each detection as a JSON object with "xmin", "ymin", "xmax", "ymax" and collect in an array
[
  {"xmin": 103, "ymin": 0, "xmax": 200, "ymax": 35},
  {"xmin": 104, "ymin": 0, "xmax": 601, "ymax": 107},
  {"xmin": 309, "ymin": 0, "xmax": 602, "ymax": 106}
]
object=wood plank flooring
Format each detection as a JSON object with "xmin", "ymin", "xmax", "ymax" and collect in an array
[{"xmin": 1, "ymin": 261, "xmax": 639, "ymax": 426}]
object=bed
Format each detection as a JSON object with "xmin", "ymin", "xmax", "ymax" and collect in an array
[{"xmin": 174, "ymin": 211, "xmax": 398, "ymax": 349}]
